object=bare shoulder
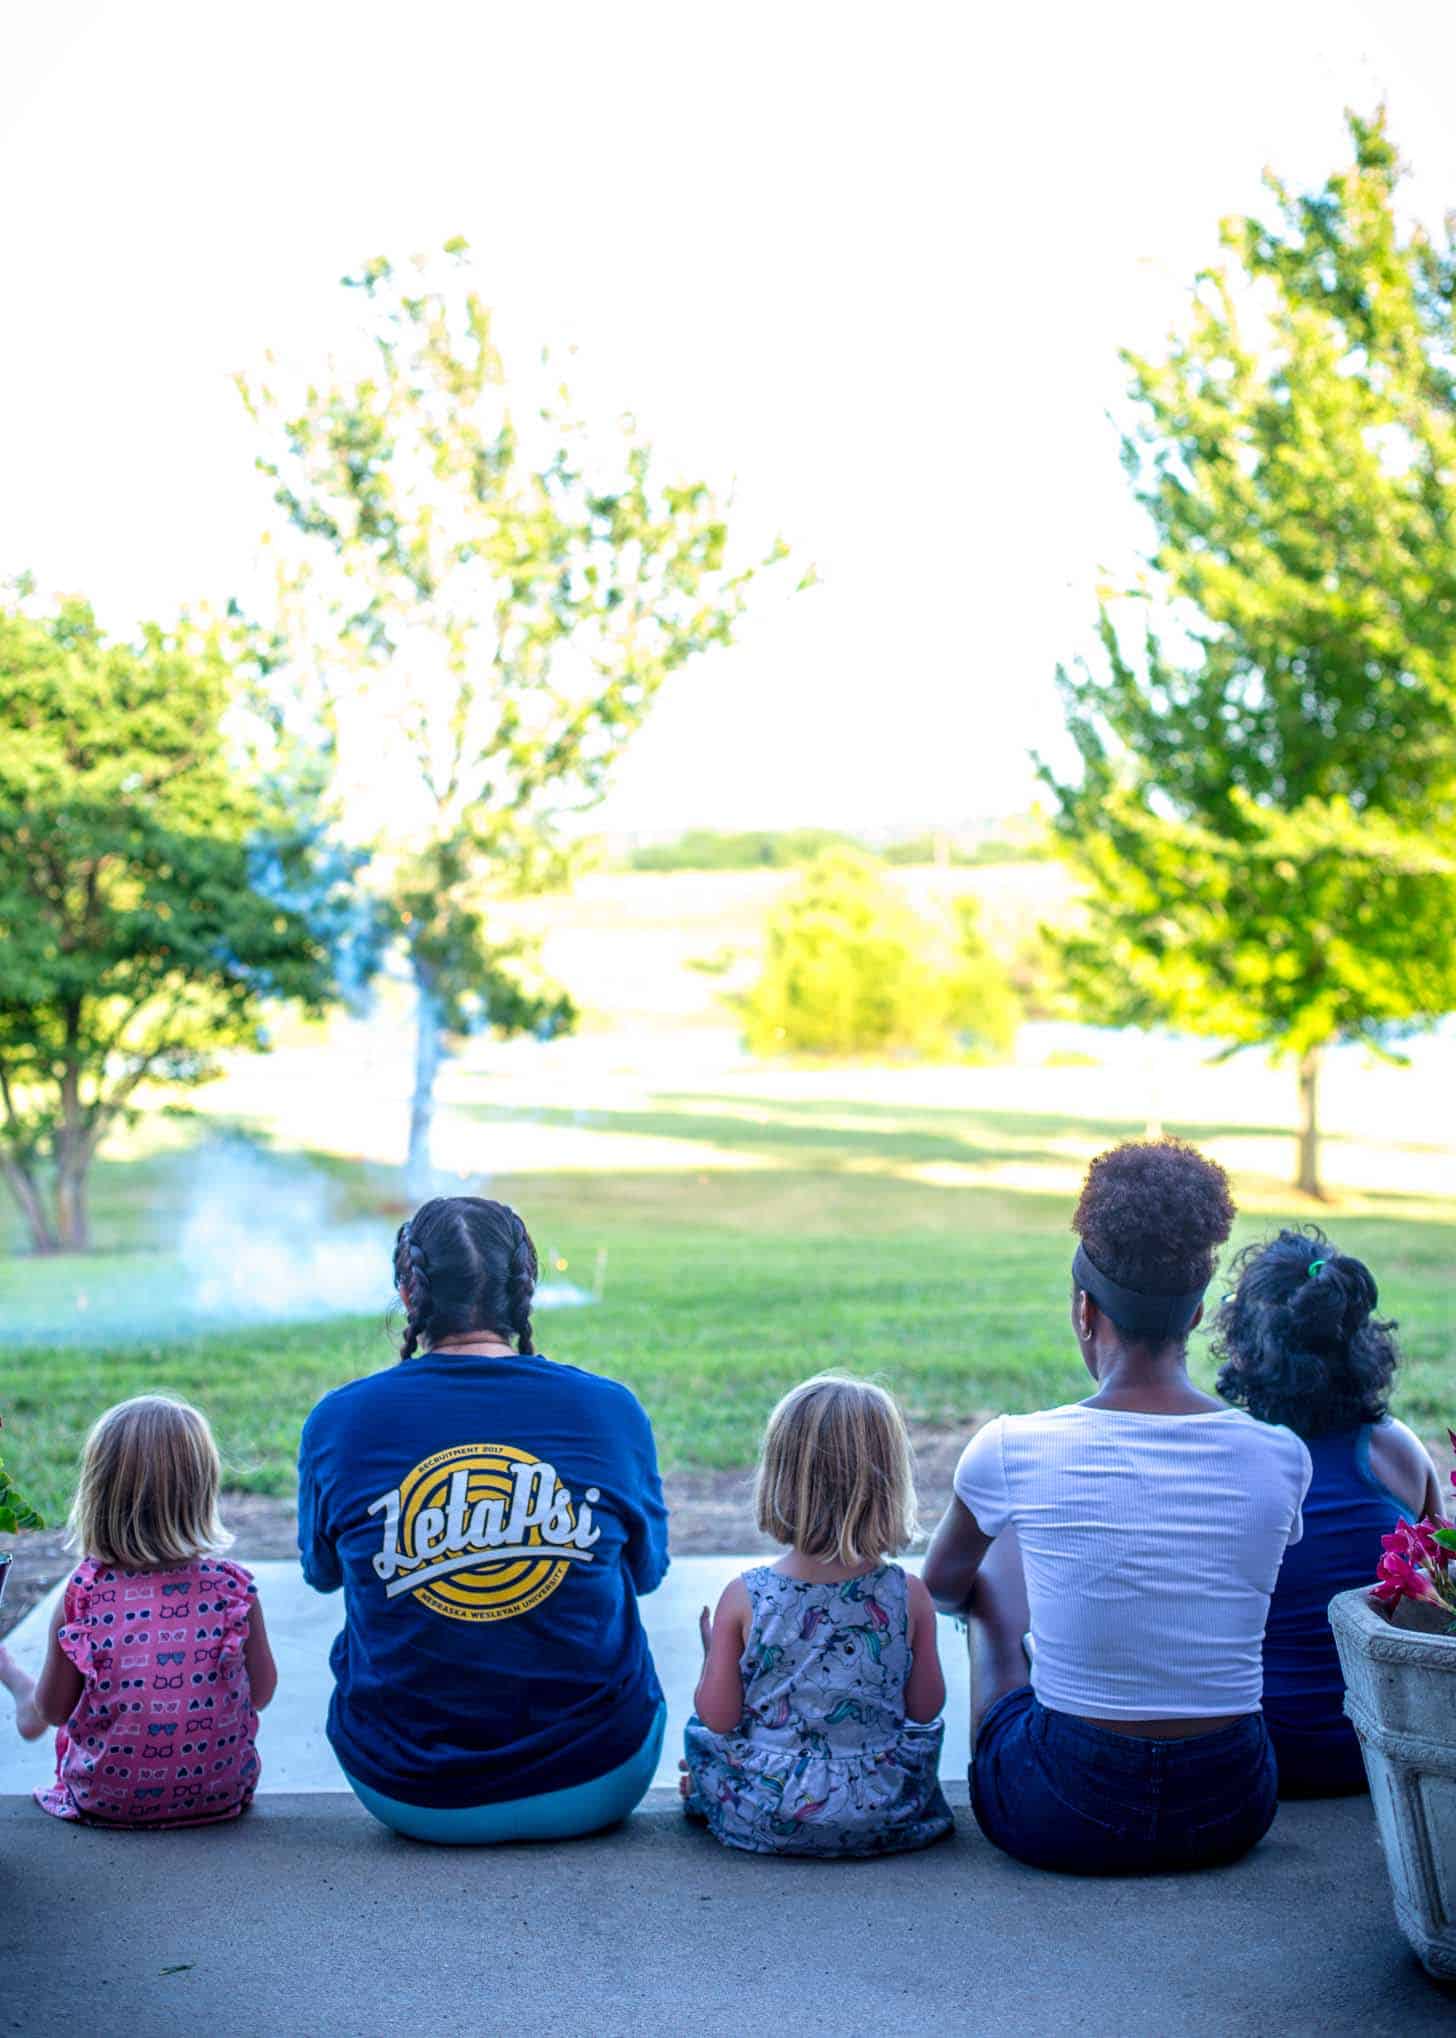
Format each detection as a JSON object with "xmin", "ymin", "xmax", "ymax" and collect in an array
[
  {"xmin": 1369, "ymin": 1418, "xmax": 1440, "ymax": 1513},
  {"xmin": 903, "ymin": 1569, "xmax": 936, "ymax": 1618},
  {"xmin": 718, "ymin": 1574, "xmax": 752, "ymax": 1620}
]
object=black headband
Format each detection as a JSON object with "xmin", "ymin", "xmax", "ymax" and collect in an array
[{"xmin": 1072, "ymin": 1242, "xmax": 1206, "ymax": 1339}]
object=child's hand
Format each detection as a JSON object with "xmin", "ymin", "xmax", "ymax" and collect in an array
[
  {"xmin": 698, "ymin": 1605, "xmax": 712, "ymax": 1657},
  {"xmin": 0, "ymin": 1640, "xmax": 45, "ymax": 1737}
]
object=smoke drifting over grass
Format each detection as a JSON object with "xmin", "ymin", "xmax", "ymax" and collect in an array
[
  {"xmin": 179, "ymin": 1145, "xmax": 393, "ymax": 1324},
  {"xmin": 4, "ymin": 1141, "xmax": 595, "ymax": 1350}
]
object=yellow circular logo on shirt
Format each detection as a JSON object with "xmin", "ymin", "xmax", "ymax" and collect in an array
[{"xmin": 370, "ymin": 1444, "xmax": 601, "ymax": 1624}]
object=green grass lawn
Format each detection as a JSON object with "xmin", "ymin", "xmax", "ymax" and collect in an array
[{"xmin": 3, "ymin": 1096, "xmax": 1453, "ymax": 1525}]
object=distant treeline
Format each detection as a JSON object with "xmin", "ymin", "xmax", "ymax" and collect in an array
[{"xmin": 623, "ymin": 826, "xmax": 1049, "ymax": 872}]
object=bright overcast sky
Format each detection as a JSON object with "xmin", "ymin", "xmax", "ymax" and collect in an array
[{"xmin": 5, "ymin": 2, "xmax": 1456, "ymax": 835}]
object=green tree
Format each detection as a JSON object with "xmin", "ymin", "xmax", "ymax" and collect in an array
[
  {"xmin": 0, "ymin": 595, "xmax": 341, "ymax": 1251},
  {"xmin": 241, "ymin": 243, "xmax": 789, "ymax": 1195},
  {"xmin": 943, "ymin": 896, "xmax": 1021, "ymax": 1056},
  {"xmin": 744, "ymin": 849, "xmax": 948, "ymax": 1057},
  {"xmin": 1044, "ymin": 111, "xmax": 1456, "ymax": 1196}
]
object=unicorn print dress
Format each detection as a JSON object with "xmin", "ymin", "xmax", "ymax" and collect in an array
[{"xmin": 682, "ymin": 1563, "xmax": 953, "ymax": 1857}]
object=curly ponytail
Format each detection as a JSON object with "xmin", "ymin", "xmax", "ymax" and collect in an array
[
  {"xmin": 390, "ymin": 1197, "xmax": 542, "ymax": 1361},
  {"xmin": 1213, "ymin": 1227, "xmax": 1398, "ymax": 1437}
]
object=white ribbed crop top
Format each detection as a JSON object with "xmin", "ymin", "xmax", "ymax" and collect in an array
[{"xmin": 954, "ymin": 1404, "xmax": 1312, "ymax": 1719}]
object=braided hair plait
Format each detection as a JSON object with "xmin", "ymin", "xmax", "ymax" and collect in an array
[
  {"xmin": 507, "ymin": 1215, "xmax": 538, "ymax": 1356},
  {"xmin": 394, "ymin": 1220, "xmax": 434, "ymax": 1360},
  {"xmin": 389, "ymin": 1196, "xmax": 542, "ymax": 1359}
]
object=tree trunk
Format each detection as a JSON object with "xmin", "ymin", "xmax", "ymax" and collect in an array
[
  {"xmin": 54, "ymin": 1163, "xmax": 91, "ymax": 1252},
  {"xmin": 51, "ymin": 1064, "xmax": 94, "ymax": 1250},
  {"xmin": 0, "ymin": 1153, "xmax": 59, "ymax": 1254},
  {"xmin": 406, "ymin": 962, "xmax": 443, "ymax": 1203},
  {"xmin": 1296, "ymin": 1046, "xmax": 1324, "ymax": 1199},
  {"xmin": 48, "ymin": 1047, "xmax": 93, "ymax": 1249}
]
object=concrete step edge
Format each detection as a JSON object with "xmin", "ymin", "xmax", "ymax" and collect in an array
[{"xmin": 0, "ymin": 1778, "xmax": 972, "ymax": 1821}]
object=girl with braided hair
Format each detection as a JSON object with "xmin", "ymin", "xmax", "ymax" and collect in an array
[
  {"xmin": 298, "ymin": 1196, "xmax": 668, "ymax": 1844},
  {"xmin": 1214, "ymin": 1228, "xmax": 1441, "ymax": 1798}
]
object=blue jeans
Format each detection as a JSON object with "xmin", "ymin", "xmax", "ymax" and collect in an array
[
  {"xmin": 343, "ymin": 1703, "xmax": 667, "ymax": 1846},
  {"xmin": 1265, "ymin": 1712, "xmax": 1369, "ymax": 1800},
  {"xmin": 972, "ymin": 1686, "xmax": 1277, "ymax": 1875}
]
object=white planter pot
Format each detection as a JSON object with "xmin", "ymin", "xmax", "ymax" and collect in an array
[{"xmin": 1330, "ymin": 1585, "xmax": 1456, "ymax": 1979}]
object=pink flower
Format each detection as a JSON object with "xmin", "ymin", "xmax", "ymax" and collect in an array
[
  {"xmin": 1376, "ymin": 1549, "xmax": 1446, "ymax": 1608},
  {"xmin": 1384, "ymin": 1519, "xmax": 1448, "ymax": 1570}
]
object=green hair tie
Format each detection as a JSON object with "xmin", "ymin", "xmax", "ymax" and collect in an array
[{"xmin": 1307, "ymin": 1259, "xmax": 1327, "ymax": 1278}]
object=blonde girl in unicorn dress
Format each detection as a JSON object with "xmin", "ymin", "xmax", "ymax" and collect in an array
[{"xmin": 681, "ymin": 1375, "xmax": 953, "ymax": 1857}]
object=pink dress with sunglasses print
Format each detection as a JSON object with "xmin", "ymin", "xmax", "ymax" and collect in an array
[{"xmin": 36, "ymin": 1556, "xmax": 261, "ymax": 1828}]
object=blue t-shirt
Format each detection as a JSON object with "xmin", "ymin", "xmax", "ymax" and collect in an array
[{"xmin": 298, "ymin": 1349, "xmax": 669, "ymax": 1807}]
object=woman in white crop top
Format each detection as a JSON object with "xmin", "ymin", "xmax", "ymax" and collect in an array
[{"xmin": 923, "ymin": 1138, "xmax": 1311, "ymax": 1876}]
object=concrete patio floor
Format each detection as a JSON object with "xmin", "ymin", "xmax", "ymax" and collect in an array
[
  {"xmin": 2, "ymin": 1788, "xmax": 1451, "ymax": 2036},
  {"xmin": 5, "ymin": 1554, "xmax": 1451, "ymax": 2034}
]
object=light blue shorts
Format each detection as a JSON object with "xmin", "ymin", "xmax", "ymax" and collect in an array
[{"xmin": 343, "ymin": 1702, "xmax": 667, "ymax": 1846}]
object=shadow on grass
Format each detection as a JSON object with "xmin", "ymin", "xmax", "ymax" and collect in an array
[
  {"xmin": 456, "ymin": 1092, "xmax": 1443, "ymax": 1180},
  {"xmin": 458, "ymin": 1098, "xmax": 1100, "ymax": 1172},
  {"xmin": 668, "ymin": 1092, "xmax": 1294, "ymax": 1147}
]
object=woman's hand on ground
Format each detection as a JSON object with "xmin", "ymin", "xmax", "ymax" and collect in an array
[{"xmin": 678, "ymin": 1758, "xmax": 692, "ymax": 1800}]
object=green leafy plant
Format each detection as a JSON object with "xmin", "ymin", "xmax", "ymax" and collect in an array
[{"xmin": 0, "ymin": 1416, "xmax": 44, "ymax": 1533}]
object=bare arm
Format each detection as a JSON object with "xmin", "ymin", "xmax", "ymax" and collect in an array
[
  {"xmin": 693, "ymin": 1576, "xmax": 749, "ymax": 1734},
  {"xmin": 0, "ymin": 1599, "xmax": 84, "ymax": 1739},
  {"xmin": 902, "ymin": 1572, "xmax": 946, "ymax": 1724},
  {"xmin": 1369, "ymin": 1418, "xmax": 1444, "ymax": 1520},
  {"xmin": 920, "ymin": 1495, "xmax": 996, "ymax": 1616},
  {"xmin": 243, "ymin": 1599, "xmax": 278, "ymax": 1710}
]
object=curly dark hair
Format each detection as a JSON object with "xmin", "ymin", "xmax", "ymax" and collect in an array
[
  {"xmin": 1212, "ymin": 1227, "xmax": 1398, "ymax": 1437},
  {"xmin": 392, "ymin": 1196, "xmax": 539, "ymax": 1361},
  {"xmin": 1072, "ymin": 1138, "xmax": 1236, "ymax": 1335}
]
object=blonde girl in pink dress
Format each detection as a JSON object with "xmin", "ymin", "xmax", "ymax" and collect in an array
[{"xmin": 0, "ymin": 1395, "xmax": 277, "ymax": 1828}]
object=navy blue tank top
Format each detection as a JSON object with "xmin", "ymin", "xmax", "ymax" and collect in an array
[{"xmin": 1262, "ymin": 1425, "xmax": 1411, "ymax": 1744}]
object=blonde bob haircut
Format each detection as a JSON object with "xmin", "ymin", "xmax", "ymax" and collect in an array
[
  {"xmin": 68, "ymin": 1396, "xmax": 232, "ymax": 1572},
  {"xmin": 755, "ymin": 1374, "xmax": 916, "ymax": 1567}
]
